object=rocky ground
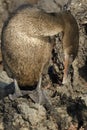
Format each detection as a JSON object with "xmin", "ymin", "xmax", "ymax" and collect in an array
[{"xmin": 0, "ymin": 0, "xmax": 87, "ymax": 130}]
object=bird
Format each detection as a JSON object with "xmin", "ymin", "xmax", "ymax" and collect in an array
[{"xmin": 1, "ymin": 4, "xmax": 79, "ymax": 103}]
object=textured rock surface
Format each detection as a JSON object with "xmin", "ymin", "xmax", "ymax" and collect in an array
[{"xmin": 0, "ymin": 0, "xmax": 87, "ymax": 130}]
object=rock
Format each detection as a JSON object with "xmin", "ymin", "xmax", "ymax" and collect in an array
[
  {"xmin": 82, "ymin": 95, "xmax": 87, "ymax": 106},
  {"xmin": 17, "ymin": 102, "xmax": 46, "ymax": 126},
  {"xmin": 0, "ymin": 122, "xmax": 4, "ymax": 130},
  {"xmin": 37, "ymin": 0, "xmax": 70, "ymax": 13},
  {"xmin": 5, "ymin": 0, "xmax": 39, "ymax": 13},
  {"xmin": 12, "ymin": 113, "xmax": 30, "ymax": 129},
  {"xmin": 0, "ymin": 0, "xmax": 87, "ymax": 129},
  {"xmin": 0, "ymin": 71, "xmax": 13, "ymax": 84},
  {"xmin": 45, "ymin": 120, "xmax": 58, "ymax": 130}
]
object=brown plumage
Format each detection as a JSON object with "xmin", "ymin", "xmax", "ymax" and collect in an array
[{"xmin": 1, "ymin": 4, "xmax": 79, "ymax": 87}]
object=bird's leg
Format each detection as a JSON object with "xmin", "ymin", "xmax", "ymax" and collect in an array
[
  {"xmin": 36, "ymin": 75, "xmax": 51, "ymax": 106},
  {"xmin": 21, "ymin": 75, "xmax": 51, "ymax": 106},
  {"xmin": 9, "ymin": 79, "xmax": 22, "ymax": 100},
  {"xmin": 62, "ymin": 54, "xmax": 69, "ymax": 84},
  {"xmin": 36, "ymin": 75, "xmax": 43, "ymax": 104},
  {"xmin": 25, "ymin": 76, "xmax": 43, "ymax": 104},
  {"xmin": 62, "ymin": 53, "xmax": 73, "ymax": 84}
]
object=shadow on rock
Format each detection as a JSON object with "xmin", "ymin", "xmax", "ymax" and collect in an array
[
  {"xmin": 79, "ymin": 64, "xmax": 87, "ymax": 82},
  {"xmin": 0, "ymin": 82, "xmax": 15, "ymax": 99},
  {"xmin": 67, "ymin": 97, "xmax": 87, "ymax": 129}
]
